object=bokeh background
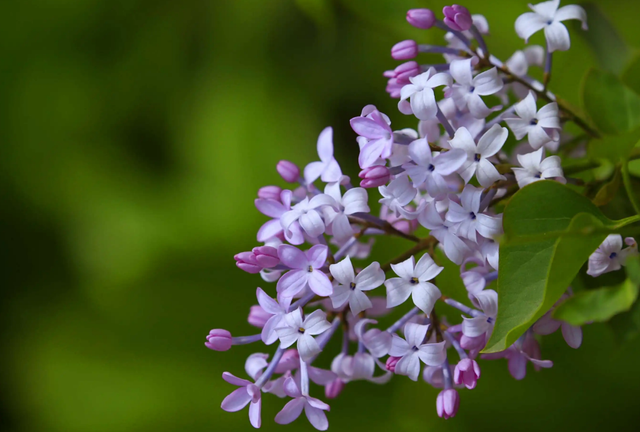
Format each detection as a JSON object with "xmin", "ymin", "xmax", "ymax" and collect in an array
[{"xmin": 2, "ymin": 0, "xmax": 640, "ymax": 431}]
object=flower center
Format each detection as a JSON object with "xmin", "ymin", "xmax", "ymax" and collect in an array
[
  {"xmin": 487, "ymin": 317, "xmax": 494, "ymax": 324},
  {"xmin": 530, "ymin": 118, "xmax": 539, "ymax": 126},
  {"xmin": 411, "ymin": 346, "xmax": 419, "ymax": 351},
  {"xmin": 534, "ymin": 172, "xmax": 542, "ymax": 179},
  {"xmin": 409, "ymin": 277, "xmax": 419, "ymax": 285},
  {"xmin": 349, "ymin": 282, "xmax": 357, "ymax": 290},
  {"xmin": 469, "ymin": 86, "xmax": 476, "ymax": 93},
  {"xmin": 298, "ymin": 327, "xmax": 306, "ymax": 334},
  {"xmin": 609, "ymin": 252, "xmax": 618, "ymax": 259},
  {"xmin": 427, "ymin": 164, "xmax": 435, "ymax": 172},
  {"xmin": 474, "ymin": 153, "xmax": 481, "ymax": 162},
  {"xmin": 469, "ymin": 212, "xmax": 477, "ymax": 220},
  {"xmin": 308, "ymin": 265, "xmax": 314, "ymax": 272},
  {"xmin": 546, "ymin": 20, "xmax": 553, "ymax": 25}
]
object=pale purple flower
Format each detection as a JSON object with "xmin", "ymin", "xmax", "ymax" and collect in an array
[
  {"xmin": 436, "ymin": 389, "xmax": 460, "ymax": 419},
  {"xmin": 220, "ymin": 372, "xmax": 262, "ymax": 428},
  {"xmin": 482, "ymin": 332, "xmax": 553, "ymax": 380},
  {"xmin": 454, "ymin": 358, "xmax": 481, "ymax": 389},
  {"xmin": 460, "ymin": 257, "xmax": 491, "ymax": 296},
  {"xmin": 256, "ymin": 288, "xmax": 292, "ymax": 345},
  {"xmin": 512, "ymin": 148, "xmax": 565, "ymax": 188},
  {"xmin": 418, "ymin": 201, "xmax": 470, "ymax": 265},
  {"xmin": 384, "ymin": 254, "xmax": 443, "ymax": 313},
  {"xmin": 378, "ymin": 175, "xmax": 417, "ymax": 218},
  {"xmin": 354, "ymin": 318, "xmax": 393, "ymax": 358},
  {"xmin": 515, "ymin": 0, "xmax": 587, "ymax": 52},
  {"xmin": 276, "ymin": 244, "xmax": 333, "ymax": 298},
  {"xmin": 350, "ymin": 107, "xmax": 394, "ymax": 168},
  {"xmin": 304, "ymin": 127, "xmax": 343, "ymax": 184},
  {"xmin": 280, "ymin": 193, "xmax": 337, "ymax": 240},
  {"xmin": 461, "ymin": 289, "xmax": 498, "ymax": 339},
  {"xmin": 275, "ymin": 308, "xmax": 332, "ymax": 362},
  {"xmin": 329, "ymin": 256, "xmax": 385, "ymax": 315},
  {"xmin": 256, "ymin": 189, "xmax": 304, "ymax": 245},
  {"xmin": 322, "ymin": 182, "xmax": 369, "ymax": 241},
  {"xmin": 448, "ymin": 125, "xmax": 507, "ymax": 187},
  {"xmin": 448, "ymin": 58, "xmax": 503, "ymax": 119},
  {"xmin": 389, "ymin": 323, "xmax": 446, "ymax": 381},
  {"xmin": 275, "ymin": 377, "xmax": 330, "ymax": 430},
  {"xmin": 331, "ymin": 352, "xmax": 392, "ymax": 384},
  {"xmin": 402, "ymin": 139, "xmax": 467, "ymax": 196},
  {"xmin": 446, "ymin": 185, "xmax": 503, "ymax": 242},
  {"xmin": 399, "ymin": 67, "xmax": 453, "ymax": 120},
  {"xmin": 533, "ymin": 307, "xmax": 582, "ymax": 349},
  {"xmin": 587, "ymin": 235, "xmax": 638, "ymax": 277},
  {"xmin": 443, "ymin": 5, "xmax": 472, "ymax": 31},
  {"xmin": 505, "ymin": 92, "xmax": 560, "ymax": 149}
]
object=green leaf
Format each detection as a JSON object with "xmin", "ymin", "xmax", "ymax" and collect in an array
[
  {"xmin": 609, "ymin": 256, "xmax": 640, "ymax": 342},
  {"xmin": 592, "ymin": 166, "xmax": 622, "ymax": 207},
  {"xmin": 484, "ymin": 181, "xmax": 615, "ymax": 353},
  {"xmin": 581, "ymin": 69, "xmax": 640, "ymax": 135},
  {"xmin": 587, "ymin": 128, "xmax": 640, "ymax": 164},
  {"xmin": 553, "ymin": 280, "xmax": 639, "ymax": 325},
  {"xmin": 574, "ymin": 3, "xmax": 630, "ymax": 75},
  {"xmin": 622, "ymin": 54, "xmax": 640, "ymax": 95}
]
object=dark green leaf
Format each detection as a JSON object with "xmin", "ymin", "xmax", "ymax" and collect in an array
[
  {"xmin": 484, "ymin": 181, "xmax": 616, "ymax": 353},
  {"xmin": 607, "ymin": 256, "xmax": 640, "ymax": 342},
  {"xmin": 581, "ymin": 69, "xmax": 640, "ymax": 135},
  {"xmin": 574, "ymin": 3, "xmax": 630, "ymax": 75},
  {"xmin": 592, "ymin": 166, "xmax": 622, "ymax": 207},
  {"xmin": 587, "ymin": 128, "xmax": 640, "ymax": 164},
  {"xmin": 622, "ymin": 54, "xmax": 640, "ymax": 95},
  {"xmin": 553, "ymin": 279, "xmax": 639, "ymax": 325}
]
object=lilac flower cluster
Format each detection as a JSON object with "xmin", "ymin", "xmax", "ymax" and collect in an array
[{"xmin": 208, "ymin": 2, "xmax": 637, "ymax": 429}]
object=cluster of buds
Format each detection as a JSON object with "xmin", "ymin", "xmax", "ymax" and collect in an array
[{"xmin": 206, "ymin": 2, "xmax": 637, "ymax": 429}]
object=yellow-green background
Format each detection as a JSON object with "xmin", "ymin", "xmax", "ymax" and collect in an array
[{"xmin": 1, "ymin": 1, "xmax": 639, "ymax": 431}]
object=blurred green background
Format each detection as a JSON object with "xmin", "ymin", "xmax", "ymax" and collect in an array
[{"xmin": 2, "ymin": 0, "xmax": 640, "ymax": 431}]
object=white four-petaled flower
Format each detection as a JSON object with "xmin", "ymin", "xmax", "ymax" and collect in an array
[
  {"xmin": 515, "ymin": 0, "xmax": 587, "ymax": 52},
  {"xmin": 505, "ymin": 91, "xmax": 560, "ymax": 149},
  {"xmin": 399, "ymin": 67, "xmax": 453, "ymax": 120},
  {"xmin": 384, "ymin": 254, "xmax": 443, "ymax": 313},
  {"xmin": 448, "ymin": 58, "xmax": 504, "ymax": 119},
  {"xmin": 448, "ymin": 125, "xmax": 508, "ymax": 187},
  {"xmin": 512, "ymin": 148, "xmax": 565, "ymax": 188},
  {"xmin": 329, "ymin": 256, "xmax": 386, "ymax": 315},
  {"xmin": 402, "ymin": 138, "xmax": 467, "ymax": 197},
  {"xmin": 389, "ymin": 323, "xmax": 446, "ymax": 381},
  {"xmin": 587, "ymin": 235, "xmax": 638, "ymax": 277},
  {"xmin": 276, "ymin": 308, "xmax": 332, "ymax": 362},
  {"xmin": 446, "ymin": 185, "xmax": 503, "ymax": 242}
]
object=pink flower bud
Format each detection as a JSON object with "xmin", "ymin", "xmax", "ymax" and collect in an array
[
  {"xmin": 248, "ymin": 305, "xmax": 271, "ymax": 328},
  {"xmin": 391, "ymin": 40, "xmax": 418, "ymax": 60},
  {"xmin": 277, "ymin": 160, "xmax": 300, "ymax": 183},
  {"xmin": 454, "ymin": 358, "xmax": 481, "ymax": 389},
  {"xmin": 394, "ymin": 61, "xmax": 420, "ymax": 81},
  {"xmin": 252, "ymin": 246, "xmax": 280, "ymax": 268},
  {"xmin": 385, "ymin": 78, "xmax": 403, "ymax": 98},
  {"xmin": 258, "ymin": 185, "xmax": 282, "ymax": 200},
  {"xmin": 359, "ymin": 166, "xmax": 391, "ymax": 188},
  {"xmin": 325, "ymin": 378, "xmax": 345, "ymax": 399},
  {"xmin": 386, "ymin": 356, "xmax": 401, "ymax": 372},
  {"xmin": 436, "ymin": 389, "xmax": 460, "ymax": 419},
  {"xmin": 406, "ymin": 9, "xmax": 436, "ymax": 29},
  {"xmin": 205, "ymin": 329, "xmax": 232, "ymax": 351},
  {"xmin": 443, "ymin": 5, "xmax": 472, "ymax": 31},
  {"xmin": 234, "ymin": 252, "xmax": 261, "ymax": 274}
]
